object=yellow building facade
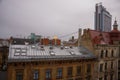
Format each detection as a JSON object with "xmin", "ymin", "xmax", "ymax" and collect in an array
[
  {"xmin": 7, "ymin": 45, "xmax": 97, "ymax": 80},
  {"xmin": 8, "ymin": 59, "xmax": 96, "ymax": 80}
]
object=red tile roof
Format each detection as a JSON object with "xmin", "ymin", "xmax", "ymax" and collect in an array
[{"xmin": 88, "ymin": 30, "xmax": 111, "ymax": 45}]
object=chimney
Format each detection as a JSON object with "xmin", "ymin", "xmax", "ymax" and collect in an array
[
  {"xmin": 72, "ymin": 36, "xmax": 74, "ymax": 41},
  {"xmin": 78, "ymin": 28, "xmax": 82, "ymax": 47}
]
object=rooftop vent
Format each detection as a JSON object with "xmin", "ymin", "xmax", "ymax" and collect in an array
[
  {"xmin": 70, "ymin": 46, "xmax": 73, "ymax": 49},
  {"xmin": 65, "ymin": 46, "xmax": 69, "ymax": 49},
  {"xmin": 40, "ymin": 46, "xmax": 45, "ymax": 51},
  {"xmin": 31, "ymin": 45, "xmax": 36, "ymax": 49},
  {"xmin": 25, "ymin": 42, "xmax": 29, "ymax": 45},
  {"xmin": 69, "ymin": 51, "xmax": 75, "ymax": 55},
  {"xmin": 60, "ymin": 46, "xmax": 64, "ymax": 50},
  {"xmin": 49, "ymin": 51, "xmax": 55, "ymax": 56},
  {"xmin": 49, "ymin": 46, "xmax": 53, "ymax": 50}
]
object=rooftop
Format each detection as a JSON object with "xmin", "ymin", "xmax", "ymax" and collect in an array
[{"xmin": 8, "ymin": 44, "xmax": 96, "ymax": 62}]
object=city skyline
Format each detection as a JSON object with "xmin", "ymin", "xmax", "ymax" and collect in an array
[{"xmin": 0, "ymin": 0, "xmax": 120, "ymax": 40}]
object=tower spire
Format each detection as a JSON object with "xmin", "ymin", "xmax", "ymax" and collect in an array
[{"xmin": 113, "ymin": 17, "xmax": 118, "ymax": 30}]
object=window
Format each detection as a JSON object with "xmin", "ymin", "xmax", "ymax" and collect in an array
[
  {"xmin": 111, "ymin": 62, "xmax": 113, "ymax": 69},
  {"xmin": 105, "ymin": 63, "xmax": 107, "ymax": 70},
  {"xmin": 119, "ymin": 61, "xmax": 120, "ymax": 69},
  {"xmin": 100, "ymin": 50, "xmax": 104, "ymax": 58},
  {"xmin": 56, "ymin": 68, "xmax": 62, "ymax": 79},
  {"xmin": 100, "ymin": 64, "xmax": 103, "ymax": 72},
  {"xmin": 118, "ymin": 72, "xmax": 120, "ymax": 79},
  {"xmin": 110, "ymin": 74, "xmax": 113, "ymax": 80},
  {"xmin": 33, "ymin": 70, "xmax": 39, "ymax": 80},
  {"xmin": 75, "ymin": 78, "xmax": 82, "ymax": 80},
  {"xmin": 16, "ymin": 70, "xmax": 23, "ymax": 80},
  {"xmin": 104, "ymin": 75, "xmax": 107, "ymax": 80},
  {"xmin": 86, "ymin": 75, "xmax": 91, "ymax": 80},
  {"xmin": 46, "ymin": 69, "xmax": 52, "ymax": 80},
  {"xmin": 105, "ymin": 50, "xmax": 108, "ymax": 57},
  {"xmin": 67, "ymin": 67, "xmax": 73, "ymax": 77},
  {"xmin": 76, "ymin": 66, "xmax": 81, "ymax": 76},
  {"xmin": 87, "ymin": 64, "xmax": 91, "ymax": 73},
  {"xmin": 99, "ymin": 78, "xmax": 102, "ymax": 80},
  {"xmin": 111, "ymin": 50, "xmax": 114, "ymax": 57}
]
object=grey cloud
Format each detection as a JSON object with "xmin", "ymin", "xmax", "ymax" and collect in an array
[{"xmin": 0, "ymin": 0, "xmax": 120, "ymax": 40}]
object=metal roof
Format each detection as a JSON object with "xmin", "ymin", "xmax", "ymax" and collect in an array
[{"xmin": 8, "ymin": 44, "xmax": 96, "ymax": 62}]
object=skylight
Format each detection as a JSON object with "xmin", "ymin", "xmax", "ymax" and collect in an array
[{"xmin": 14, "ymin": 48, "xmax": 27, "ymax": 56}]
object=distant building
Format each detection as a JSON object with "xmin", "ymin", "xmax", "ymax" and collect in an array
[
  {"xmin": 9, "ymin": 37, "xmax": 34, "ymax": 45},
  {"xmin": 0, "ymin": 39, "xmax": 9, "ymax": 70},
  {"xmin": 29, "ymin": 33, "xmax": 41, "ymax": 43},
  {"xmin": 95, "ymin": 3, "xmax": 112, "ymax": 32},
  {"xmin": 63, "ymin": 36, "xmax": 78, "ymax": 46},
  {"xmin": 41, "ymin": 38, "xmax": 61, "ymax": 46},
  {"xmin": 7, "ymin": 44, "xmax": 97, "ymax": 80}
]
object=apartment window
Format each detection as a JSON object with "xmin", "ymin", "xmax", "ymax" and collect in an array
[
  {"xmin": 67, "ymin": 67, "xmax": 73, "ymax": 77},
  {"xmin": 33, "ymin": 70, "xmax": 39, "ymax": 80},
  {"xmin": 118, "ymin": 72, "xmax": 120, "ymax": 79},
  {"xmin": 75, "ymin": 78, "xmax": 82, "ymax": 80},
  {"xmin": 119, "ymin": 61, "xmax": 120, "ymax": 69},
  {"xmin": 87, "ymin": 64, "xmax": 91, "ymax": 73},
  {"xmin": 105, "ymin": 63, "xmax": 107, "ymax": 70},
  {"xmin": 100, "ymin": 64, "xmax": 103, "ymax": 72},
  {"xmin": 76, "ymin": 66, "xmax": 81, "ymax": 76},
  {"xmin": 45, "ymin": 69, "xmax": 52, "ymax": 80},
  {"xmin": 104, "ymin": 75, "xmax": 107, "ymax": 80},
  {"xmin": 68, "ymin": 79, "xmax": 73, "ymax": 80},
  {"xmin": 86, "ymin": 75, "xmax": 91, "ymax": 80},
  {"xmin": 110, "ymin": 74, "xmax": 113, "ymax": 80},
  {"xmin": 111, "ymin": 50, "xmax": 114, "ymax": 57},
  {"xmin": 111, "ymin": 62, "xmax": 113, "ymax": 69},
  {"xmin": 105, "ymin": 50, "xmax": 108, "ymax": 57},
  {"xmin": 16, "ymin": 70, "xmax": 23, "ymax": 80},
  {"xmin": 100, "ymin": 50, "xmax": 104, "ymax": 58},
  {"xmin": 99, "ymin": 78, "xmax": 102, "ymax": 80},
  {"xmin": 56, "ymin": 68, "xmax": 62, "ymax": 79}
]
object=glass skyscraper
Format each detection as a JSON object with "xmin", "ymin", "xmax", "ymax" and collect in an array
[{"xmin": 95, "ymin": 3, "xmax": 112, "ymax": 32}]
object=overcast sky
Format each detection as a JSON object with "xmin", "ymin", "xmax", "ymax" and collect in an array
[{"xmin": 0, "ymin": 0, "xmax": 120, "ymax": 40}]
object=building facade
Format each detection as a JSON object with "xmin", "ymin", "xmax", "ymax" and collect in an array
[
  {"xmin": 95, "ymin": 3, "xmax": 112, "ymax": 32},
  {"xmin": 7, "ymin": 44, "xmax": 97, "ymax": 80},
  {"xmin": 81, "ymin": 20, "xmax": 120, "ymax": 80},
  {"xmin": 0, "ymin": 39, "xmax": 9, "ymax": 70}
]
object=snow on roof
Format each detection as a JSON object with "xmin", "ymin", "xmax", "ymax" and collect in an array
[{"xmin": 8, "ymin": 44, "xmax": 96, "ymax": 62}]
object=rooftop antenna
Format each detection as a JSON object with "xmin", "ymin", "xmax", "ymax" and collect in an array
[{"xmin": 115, "ymin": 17, "xmax": 117, "ymax": 21}]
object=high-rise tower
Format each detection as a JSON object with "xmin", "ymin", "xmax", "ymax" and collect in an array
[{"xmin": 95, "ymin": 3, "xmax": 112, "ymax": 32}]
